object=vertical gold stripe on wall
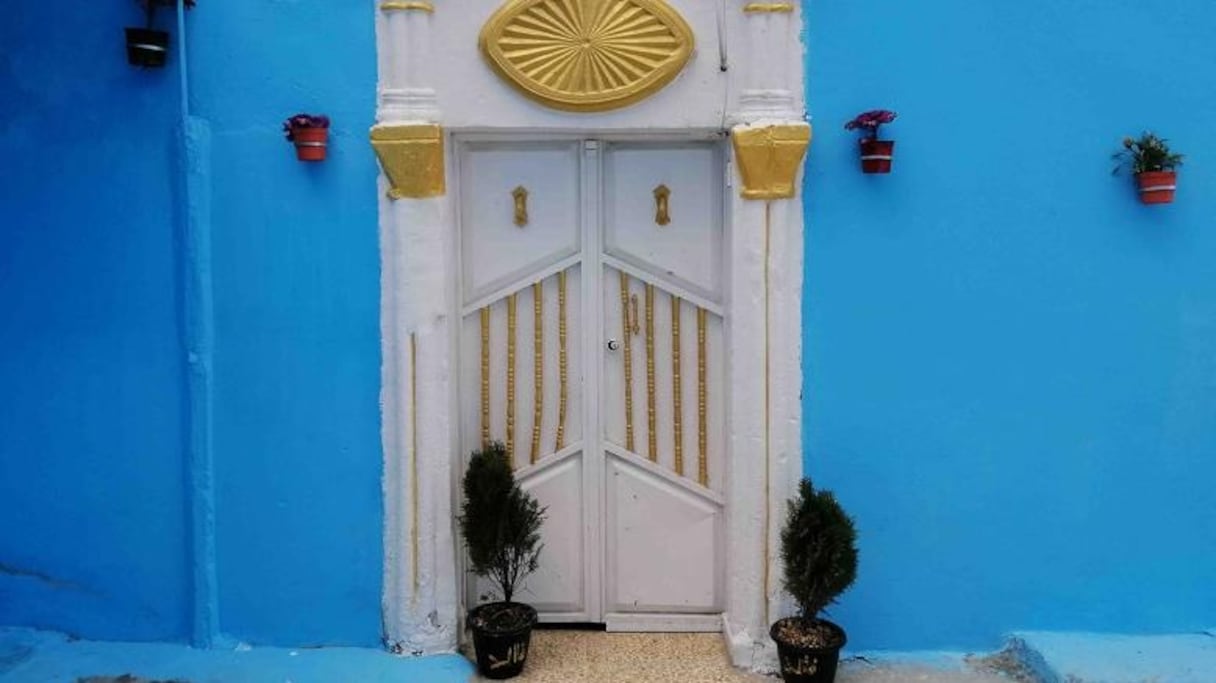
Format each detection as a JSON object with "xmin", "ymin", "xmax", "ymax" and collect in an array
[
  {"xmin": 480, "ymin": 307, "xmax": 491, "ymax": 447},
  {"xmin": 671, "ymin": 295, "xmax": 684, "ymax": 476},
  {"xmin": 697, "ymin": 307, "xmax": 708, "ymax": 487},
  {"xmin": 645, "ymin": 283, "xmax": 657, "ymax": 461},
  {"xmin": 556, "ymin": 270, "xmax": 569, "ymax": 451},
  {"xmin": 530, "ymin": 281, "xmax": 544, "ymax": 464},
  {"xmin": 618, "ymin": 271, "xmax": 635, "ymax": 452},
  {"xmin": 409, "ymin": 332, "xmax": 419, "ymax": 600},
  {"xmin": 506, "ymin": 293, "xmax": 518, "ymax": 465}
]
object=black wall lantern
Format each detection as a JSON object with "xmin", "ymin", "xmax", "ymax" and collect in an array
[{"xmin": 125, "ymin": 0, "xmax": 195, "ymax": 68}]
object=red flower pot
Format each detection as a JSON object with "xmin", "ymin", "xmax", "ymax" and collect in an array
[
  {"xmin": 291, "ymin": 127, "xmax": 329, "ymax": 162},
  {"xmin": 859, "ymin": 139, "xmax": 894, "ymax": 174},
  {"xmin": 1136, "ymin": 170, "xmax": 1176, "ymax": 205}
]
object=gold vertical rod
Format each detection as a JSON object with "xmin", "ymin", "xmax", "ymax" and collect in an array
[
  {"xmin": 480, "ymin": 307, "xmax": 491, "ymax": 447},
  {"xmin": 409, "ymin": 332, "xmax": 419, "ymax": 601},
  {"xmin": 697, "ymin": 307, "xmax": 708, "ymax": 487},
  {"xmin": 645, "ymin": 283, "xmax": 657, "ymax": 461},
  {"xmin": 618, "ymin": 271, "xmax": 635, "ymax": 452},
  {"xmin": 506, "ymin": 293, "xmax": 518, "ymax": 465},
  {"xmin": 556, "ymin": 270, "xmax": 569, "ymax": 451},
  {"xmin": 762, "ymin": 201, "xmax": 774, "ymax": 625},
  {"xmin": 531, "ymin": 281, "xmax": 544, "ymax": 464},
  {"xmin": 671, "ymin": 295, "xmax": 684, "ymax": 476}
]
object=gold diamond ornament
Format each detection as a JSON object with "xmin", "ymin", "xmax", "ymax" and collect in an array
[{"xmin": 479, "ymin": 0, "xmax": 695, "ymax": 113}]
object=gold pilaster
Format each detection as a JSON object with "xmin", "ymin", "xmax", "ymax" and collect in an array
[
  {"xmin": 556, "ymin": 270, "xmax": 569, "ymax": 451},
  {"xmin": 370, "ymin": 124, "xmax": 446, "ymax": 200},
  {"xmin": 671, "ymin": 295, "xmax": 684, "ymax": 476},
  {"xmin": 619, "ymin": 272, "xmax": 636, "ymax": 453},
  {"xmin": 506, "ymin": 293, "xmax": 517, "ymax": 464},
  {"xmin": 530, "ymin": 281, "xmax": 544, "ymax": 464},
  {"xmin": 731, "ymin": 124, "xmax": 812, "ymax": 200}
]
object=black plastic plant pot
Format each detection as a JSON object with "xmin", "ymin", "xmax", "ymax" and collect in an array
[
  {"xmin": 469, "ymin": 602, "xmax": 538, "ymax": 680},
  {"xmin": 770, "ymin": 617, "xmax": 847, "ymax": 683},
  {"xmin": 125, "ymin": 28, "xmax": 170, "ymax": 67}
]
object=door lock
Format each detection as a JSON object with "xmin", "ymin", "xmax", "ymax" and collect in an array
[{"xmin": 607, "ymin": 339, "xmax": 621, "ymax": 352}]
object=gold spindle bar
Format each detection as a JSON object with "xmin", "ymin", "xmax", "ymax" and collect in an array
[
  {"xmin": 506, "ymin": 293, "xmax": 518, "ymax": 465},
  {"xmin": 409, "ymin": 332, "xmax": 419, "ymax": 599},
  {"xmin": 618, "ymin": 271, "xmax": 635, "ymax": 452},
  {"xmin": 530, "ymin": 281, "xmax": 544, "ymax": 464},
  {"xmin": 671, "ymin": 295, "xmax": 683, "ymax": 476},
  {"xmin": 480, "ymin": 307, "xmax": 491, "ymax": 447},
  {"xmin": 556, "ymin": 270, "xmax": 569, "ymax": 451},
  {"xmin": 645, "ymin": 283, "xmax": 657, "ymax": 461},
  {"xmin": 697, "ymin": 307, "xmax": 708, "ymax": 486}
]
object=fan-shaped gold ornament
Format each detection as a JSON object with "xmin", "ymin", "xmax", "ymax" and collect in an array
[{"xmin": 479, "ymin": 0, "xmax": 695, "ymax": 113}]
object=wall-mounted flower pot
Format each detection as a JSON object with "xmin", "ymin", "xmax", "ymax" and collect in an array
[
  {"xmin": 859, "ymin": 139, "xmax": 895, "ymax": 174},
  {"xmin": 125, "ymin": 28, "xmax": 170, "ymax": 68},
  {"xmin": 290, "ymin": 128, "xmax": 329, "ymax": 162},
  {"xmin": 1136, "ymin": 170, "xmax": 1177, "ymax": 205}
]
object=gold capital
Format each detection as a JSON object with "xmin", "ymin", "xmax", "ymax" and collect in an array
[
  {"xmin": 731, "ymin": 124, "xmax": 812, "ymax": 200},
  {"xmin": 370, "ymin": 124, "xmax": 445, "ymax": 200}
]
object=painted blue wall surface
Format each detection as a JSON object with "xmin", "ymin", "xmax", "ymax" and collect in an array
[
  {"xmin": 0, "ymin": 4, "xmax": 189, "ymax": 641},
  {"xmin": 1, "ymin": 1, "xmax": 382, "ymax": 647},
  {"xmin": 187, "ymin": 3, "xmax": 383, "ymax": 648},
  {"xmin": 805, "ymin": 1, "xmax": 1216, "ymax": 651}
]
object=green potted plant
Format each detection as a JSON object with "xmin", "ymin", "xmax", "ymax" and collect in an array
[
  {"xmin": 845, "ymin": 109, "xmax": 897, "ymax": 174},
  {"xmin": 459, "ymin": 442, "xmax": 546, "ymax": 680},
  {"xmin": 771, "ymin": 479, "xmax": 859, "ymax": 683},
  {"xmin": 1113, "ymin": 132, "xmax": 1184, "ymax": 205},
  {"xmin": 283, "ymin": 114, "xmax": 331, "ymax": 162},
  {"xmin": 125, "ymin": 0, "xmax": 195, "ymax": 68}
]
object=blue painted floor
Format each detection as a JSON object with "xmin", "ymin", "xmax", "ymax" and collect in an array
[
  {"xmin": 1012, "ymin": 630, "xmax": 1216, "ymax": 683},
  {"xmin": 0, "ymin": 628, "xmax": 473, "ymax": 683}
]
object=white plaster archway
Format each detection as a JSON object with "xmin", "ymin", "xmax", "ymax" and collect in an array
[{"xmin": 371, "ymin": 0, "xmax": 810, "ymax": 670}]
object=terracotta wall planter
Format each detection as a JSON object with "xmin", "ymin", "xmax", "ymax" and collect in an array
[
  {"xmin": 859, "ymin": 139, "xmax": 894, "ymax": 174},
  {"xmin": 290, "ymin": 128, "xmax": 329, "ymax": 162},
  {"xmin": 1136, "ymin": 170, "xmax": 1177, "ymax": 204}
]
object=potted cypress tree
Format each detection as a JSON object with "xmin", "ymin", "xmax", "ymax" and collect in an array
[
  {"xmin": 845, "ymin": 109, "xmax": 898, "ymax": 174},
  {"xmin": 771, "ymin": 479, "xmax": 859, "ymax": 683},
  {"xmin": 1112, "ymin": 132, "xmax": 1184, "ymax": 205},
  {"xmin": 125, "ymin": 0, "xmax": 194, "ymax": 68},
  {"xmin": 459, "ymin": 442, "xmax": 547, "ymax": 680}
]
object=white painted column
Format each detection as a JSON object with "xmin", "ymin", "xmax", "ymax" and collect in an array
[
  {"xmin": 375, "ymin": 0, "xmax": 458, "ymax": 655},
  {"xmin": 724, "ymin": 0, "xmax": 808, "ymax": 672}
]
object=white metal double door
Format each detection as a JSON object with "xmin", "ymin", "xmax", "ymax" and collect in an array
[{"xmin": 459, "ymin": 138, "xmax": 726, "ymax": 631}]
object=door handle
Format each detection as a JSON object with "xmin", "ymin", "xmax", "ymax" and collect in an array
[{"xmin": 654, "ymin": 184, "xmax": 671, "ymax": 226}]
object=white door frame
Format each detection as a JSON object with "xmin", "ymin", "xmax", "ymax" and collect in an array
[{"xmin": 370, "ymin": 0, "xmax": 810, "ymax": 671}]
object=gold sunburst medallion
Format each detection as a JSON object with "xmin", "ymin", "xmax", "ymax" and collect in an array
[{"xmin": 479, "ymin": 0, "xmax": 695, "ymax": 113}]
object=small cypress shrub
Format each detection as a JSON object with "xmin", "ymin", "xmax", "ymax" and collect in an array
[
  {"xmin": 459, "ymin": 442, "xmax": 546, "ymax": 604},
  {"xmin": 780, "ymin": 479, "xmax": 858, "ymax": 620}
]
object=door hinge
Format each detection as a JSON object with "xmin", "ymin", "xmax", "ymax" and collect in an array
[{"xmin": 725, "ymin": 157, "xmax": 733, "ymax": 189}]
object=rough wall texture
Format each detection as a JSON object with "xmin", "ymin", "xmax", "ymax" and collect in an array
[
  {"xmin": 0, "ymin": 3, "xmax": 190, "ymax": 641},
  {"xmin": 804, "ymin": 0, "xmax": 1216, "ymax": 650},
  {"xmin": 188, "ymin": 1, "xmax": 383, "ymax": 647},
  {"xmin": 0, "ymin": 1, "xmax": 382, "ymax": 646}
]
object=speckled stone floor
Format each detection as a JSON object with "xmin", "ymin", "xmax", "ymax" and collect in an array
[{"xmin": 467, "ymin": 631, "xmax": 1033, "ymax": 683}]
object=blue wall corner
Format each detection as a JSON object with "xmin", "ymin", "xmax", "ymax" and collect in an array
[{"xmin": 803, "ymin": 0, "xmax": 1216, "ymax": 650}]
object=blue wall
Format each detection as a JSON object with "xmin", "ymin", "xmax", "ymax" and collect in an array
[
  {"xmin": 188, "ymin": 1, "xmax": 383, "ymax": 648},
  {"xmin": 805, "ymin": 0, "xmax": 1216, "ymax": 651},
  {"xmin": 0, "ymin": 1, "xmax": 382, "ymax": 647},
  {"xmin": 0, "ymin": 3, "xmax": 189, "ymax": 641}
]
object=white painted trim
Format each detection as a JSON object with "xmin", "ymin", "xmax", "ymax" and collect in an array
[
  {"xmin": 606, "ymin": 613, "xmax": 724, "ymax": 633},
  {"xmin": 376, "ymin": 1, "xmax": 808, "ymax": 670}
]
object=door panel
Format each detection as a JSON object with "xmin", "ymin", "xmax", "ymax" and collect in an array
[{"xmin": 460, "ymin": 139, "xmax": 724, "ymax": 629}]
